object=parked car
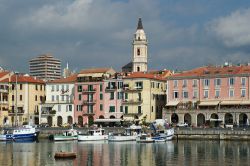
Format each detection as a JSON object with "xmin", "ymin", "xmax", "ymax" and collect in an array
[{"xmin": 176, "ymin": 122, "xmax": 188, "ymax": 127}]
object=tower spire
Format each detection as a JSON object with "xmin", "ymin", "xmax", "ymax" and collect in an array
[{"xmin": 137, "ymin": 18, "xmax": 143, "ymax": 30}]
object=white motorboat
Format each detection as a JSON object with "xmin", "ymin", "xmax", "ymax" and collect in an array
[
  {"xmin": 150, "ymin": 119, "xmax": 175, "ymax": 141},
  {"xmin": 52, "ymin": 129, "xmax": 78, "ymax": 141},
  {"xmin": 78, "ymin": 128, "xmax": 108, "ymax": 141},
  {"xmin": 108, "ymin": 124, "xmax": 142, "ymax": 142}
]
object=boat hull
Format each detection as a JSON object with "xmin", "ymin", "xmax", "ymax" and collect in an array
[
  {"xmin": 78, "ymin": 135, "xmax": 108, "ymax": 141},
  {"xmin": 54, "ymin": 136, "xmax": 78, "ymax": 141},
  {"xmin": 108, "ymin": 135, "xmax": 137, "ymax": 142}
]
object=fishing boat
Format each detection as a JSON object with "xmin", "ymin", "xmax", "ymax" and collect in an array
[
  {"xmin": 78, "ymin": 128, "xmax": 108, "ymax": 141},
  {"xmin": 52, "ymin": 129, "xmax": 78, "ymax": 141},
  {"xmin": 108, "ymin": 124, "xmax": 142, "ymax": 142},
  {"xmin": 150, "ymin": 119, "xmax": 174, "ymax": 141},
  {"xmin": 54, "ymin": 151, "xmax": 77, "ymax": 159},
  {"xmin": 136, "ymin": 134, "xmax": 155, "ymax": 143},
  {"xmin": 0, "ymin": 125, "xmax": 39, "ymax": 141}
]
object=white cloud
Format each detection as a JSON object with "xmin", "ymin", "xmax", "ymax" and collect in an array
[{"xmin": 209, "ymin": 8, "xmax": 250, "ymax": 47}]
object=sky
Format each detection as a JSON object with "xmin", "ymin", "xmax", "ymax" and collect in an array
[{"xmin": 1, "ymin": 0, "xmax": 250, "ymax": 73}]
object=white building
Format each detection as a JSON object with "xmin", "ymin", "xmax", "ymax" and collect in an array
[{"xmin": 39, "ymin": 74, "xmax": 77, "ymax": 127}]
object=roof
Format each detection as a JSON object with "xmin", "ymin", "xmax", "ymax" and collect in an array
[
  {"xmin": 0, "ymin": 74, "xmax": 44, "ymax": 84},
  {"xmin": 79, "ymin": 68, "xmax": 113, "ymax": 74},
  {"xmin": 169, "ymin": 65, "xmax": 250, "ymax": 79},
  {"xmin": 48, "ymin": 74, "xmax": 77, "ymax": 84},
  {"xmin": 124, "ymin": 72, "xmax": 166, "ymax": 81},
  {"xmin": 0, "ymin": 71, "xmax": 10, "ymax": 79},
  {"xmin": 137, "ymin": 18, "xmax": 143, "ymax": 30}
]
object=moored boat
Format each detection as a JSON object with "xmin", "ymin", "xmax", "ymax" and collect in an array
[
  {"xmin": 78, "ymin": 128, "xmax": 108, "ymax": 141},
  {"xmin": 150, "ymin": 119, "xmax": 174, "ymax": 141},
  {"xmin": 108, "ymin": 124, "xmax": 142, "ymax": 142},
  {"xmin": 52, "ymin": 129, "xmax": 78, "ymax": 141},
  {"xmin": 136, "ymin": 134, "xmax": 155, "ymax": 143}
]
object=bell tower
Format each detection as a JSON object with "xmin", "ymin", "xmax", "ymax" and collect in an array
[{"xmin": 132, "ymin": 18, "xmax": 148, "ymax": 72}]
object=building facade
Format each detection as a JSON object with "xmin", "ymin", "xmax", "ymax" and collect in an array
[
  {"xmin": 122, "ymin": 72, "xmax": 167, "ymax": 123},
  {"xmin": 164, "ymin": 65, "xmax": 250, "ymax": 127},
  {"xmin": 39, "ymin": 74, "xmax": 77, "ymax": 127},
  {"xmin": 29, "ymin": 53, "xmax": 61, "ymax": 81}
]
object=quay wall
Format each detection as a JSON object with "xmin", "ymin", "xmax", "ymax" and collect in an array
[{"xmin": 38, "ymin": 127, "xmax": 250, "ymax": 140}]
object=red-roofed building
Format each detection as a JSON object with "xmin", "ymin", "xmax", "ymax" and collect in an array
[{"xmin": 164, "ymin": 64, "xmax": 250, "ymax": 128}]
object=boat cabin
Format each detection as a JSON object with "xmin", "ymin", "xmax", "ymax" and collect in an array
[{"xmin": 88, "ymin": 129, "xmax": 105, "ymax": 136}]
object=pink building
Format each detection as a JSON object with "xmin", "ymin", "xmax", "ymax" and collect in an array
[
  {"xmin": 164, "ymin": 64, "xmax": 250, "ymax": 127},
  {"xmin": 74, "ymin": 68, "xmax": 123, "ymax": 126}
]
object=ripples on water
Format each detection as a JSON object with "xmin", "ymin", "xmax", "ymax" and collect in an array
[{"xmin": 0, "ymin": 140, "xmax": 249, "ymax": 166}]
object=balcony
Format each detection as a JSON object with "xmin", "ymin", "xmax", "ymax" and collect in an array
[
  {"xmin": 122, "ymin": 87, "xmax": 143, "ymax": 92},
  {"xmin": 8, "ymin": 110, "xmax": 24, "ymax": 116},
  {"xmin": 105, "ymin": 86, "xmax": 117, "ymax": 91},
  {"xmin": 0, "ymin": 101, "xmax": 8, "ymax": 105},
  {"xmin": 82, "ymin": 100, "xmax": 96, "ymax": 105},
  {"xmin": 82, "ymin": 89, "xmax": 96, "ymax": 93},
  {"xmin": 122, "ymin": 99, "xmax": 143, "ymax": 104},
  {"xmin": 82, "ymin": 111, "xmax": 95, "ymax": 116},
  {"xmin": 41, "ymin": 110, "xmax": 56, "ymax": 116}
]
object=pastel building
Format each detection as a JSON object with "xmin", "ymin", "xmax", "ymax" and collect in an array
[
  {"xmin": 1, "ymin": 74, "xmax": 45, "ymax": 126},
  {"xmin": 164, "ymin": 64, "xmax": 250, "ymax": 127},
  {"xmin": 74, "ymin": 68, "xmax": 117, "ymax": 126},
  {"xmin": 122, "ymin": 72, "xmax": 168, "ymax": 123},
  {"xmin": 39, "ymin": 74, "xmax": 77, "ymax": 126}
]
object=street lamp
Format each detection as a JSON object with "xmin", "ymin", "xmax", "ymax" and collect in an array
[{"xmin": 14, "ymin": 72, "xmax": 19, "ymax": 126}]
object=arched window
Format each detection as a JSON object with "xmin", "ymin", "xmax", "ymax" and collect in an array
[
  {"xmin": 137, "ymin": 67, "xmax": 140, "ymax": 72},
  {"xmin": 137, "ymin": 48, "xmax": 140, "ymax": 55}
]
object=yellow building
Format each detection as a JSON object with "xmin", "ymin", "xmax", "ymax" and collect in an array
[
  {"xmin": 1, "ymin": 74, "xmax": 45, "ymax": 126},
  {"xmin": 122, "ymin": 71, "xmax": 169, "ymax": 123}
]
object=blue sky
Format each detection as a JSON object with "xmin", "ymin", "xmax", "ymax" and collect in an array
[{"xmin": 1, "ymin": 0, "xmax": 250, "ymax": 73}]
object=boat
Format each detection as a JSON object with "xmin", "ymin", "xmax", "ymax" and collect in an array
[
  {"xmin": 136, "ymin": 134, "xmax": 155, "ymax": 143},
  {"xmin": 0, "ymin": 125, "xmax": 39, "ymax": 141},
  {"xmin": 52, "ymin": 129, "xmax": 78, "ymax": 141},
  {"xmin": 150, "ymin": 119, "xmax": 174, "ymax": 141},
  {"xmin": 54, "ymin": 151, "xmax": 77, "ymax": 159},
  {"xmin": 78, "ymin": 128, "xmax": 108, "ymax": 141},
  {"xmin": 108, "ymin": 124, "xmax": 142, "ymax": 142}
]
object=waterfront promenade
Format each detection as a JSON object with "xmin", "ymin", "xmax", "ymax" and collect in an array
[{"xmin": 35, "ymin": 126, "xmax": 250, "ymax": 140}]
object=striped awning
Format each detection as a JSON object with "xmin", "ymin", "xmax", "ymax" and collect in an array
[{"xmin": 199, "ymin": 101, "xmax": 220, "ymax": 106}]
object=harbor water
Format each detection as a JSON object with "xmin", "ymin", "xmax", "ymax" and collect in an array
[{"xmin": 0, "ymin": 140, "xmax": 249, "ymax": 166}]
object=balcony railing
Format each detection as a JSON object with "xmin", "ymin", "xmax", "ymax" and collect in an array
[
  {"xmin": 105, "ymin": 86, "xmax": 117, "ymax": 91},
  {"xmin": 82, "ymin": 89, "xmax": 96, "ymax": 93},
  {"xmin": 82, "ymin": 100, "xmax": 96, "ymax": 105},
  {"xmin": 122, "ymin": 99, "xmax": 143, "ymax": 104},
  {"xmin": 83, "ymin": 111, "xmax": 95, "ymax": 116},
  {"xmin": 8, "ymin": 110, "xmax": 24, "ymax": 115}
]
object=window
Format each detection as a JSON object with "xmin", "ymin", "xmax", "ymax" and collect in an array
[
  {"xmin": 66, "ymin": 85, "xmax": 69, "ymax": 90},
  {"xmin": 138, "ymin": 93, "xmax": 142, "ymax": 101},
  {"xmin": 88, "ymin": 85, "xmax": 93, "ymax": 91},
  {"xmin": 173, "ymin": 91, "xmax": 178, "ymax": 99},
  {"xmin": 151, "ymin": 82, "xmax": 155, "ymax": 88},
  {"xmin": 174, "ymin": 80, "xmax": 178, "ymax": 88},
  {"xmin": 193, "ymin": 80, "xmax": 198, "ymax": 87},
  {"xmin": 100, "ymin": 104, "xmax": 103, "ymax": 111},
  {"xmin": 88, "ymin": 105, "xmax": 93, "ymax": 113},
  {"xmin": 100, "ymin": 93, "xmax": 103, "ymax": 100},
  {"xmin": 204, "ymin": 90, "xmax": 209, "ymax": 98},
  {"xmin": 40, "ymin": 85, "xmax": 42, "ymax": 91},
  {"xmin": 69, "ymin": 105, "xmax": 72, "ymax": 111},
  {"xmin": 56, "ymin": 85, "xmax": 59, "ymax": 91},
  {"xmin": 137, "ymin": 67, "xmax": 140, "ymax": 72},
  {"xmin": 20, "ymin": 84, "xmax": 22, "ymax": 90},
  {"xmin": 137, "ymin": 48, "xmax": 140, "ymax": 55},
  {"xmin": 120, "ymin": 106, "xmax": 123, "ymax": 112},
  {"xmin": 215, "ymin": 78, "xmax": 221, "ymax": 87},
  {"xmin": 241, "ymin": 89, "xmax": 246, "ymax": 97},
  {"xmin": 77, "ymin": 105, "xmax": 82, "ymax": 111},
  {"xmin": 138, "ymin": 106, "xmax": 142, "ymax": 114},
  {"xmin": 88, "ymin": 94, "xmax": 93, "ymax": 101},
  {"xmin": 118, "ymin": 82, "xmax": 123, "ymax": 89},
  {"xmin": 100, "ymin": 84, "xmax": 103, "ymax": 91},
  {"xmin": 109, "ymin": 106, "xmax": 115, "ymax": 112},
  {"xmin": 61, "ymin": 85, "xmax": 64, "ymax": 91},
  {"xmin": 51, "ymin": 85, "xmax": 54, "ymax": 91},
  {"xmin": 229, "ymin": 78, "xmax": 235, "ymax": 86},
  {"xmin": 125, "ymin": 106, "xmax": 128, "ymax": 114},
  {"xmin": 110, "ymin": 92, "xmax": 114, "ymax": 100},
  {"xmin": 20, "ymin": 95, "xmax": 22, "ymax": 101},
  {"xmin": 125, "ymin": 93, "xmax": 128, "ymax": 99},
  {"xmin": 203, "ymin": 79, "xmax": 210, "ymax": 87},
  {"xmin": 78, "ymin": 94, "xmax": 81, "ymax": 100},
  {"xmin": 58, "ymin": 105, "xmax": 61, "ymax": 112},
  {"xmin": 56, "ymin": 95, "xmax": 59, "ymax": 101},
  {"xmin": 241, "ymin": 77, "xmax": 246, "ymax": 86},
  {"xmin": 183, "ymin": 91, "xmax": 188, "ymax": 98},
  {"xmin": 183, "ymin": 80, "xmax": 187, "ymax": 87},
  {"xmin": 12, "ymin": 84, "xmax": 15, "ymax": 90},
  {"xmin": 77, "ymin": 85, "xmax": 82, "ymax": 92},
  {"xmin": 61, "ymin": 95, "xmax": 64, "ymax": 101},
  {"xmin": 193, "ymin": 90, "xmax": 198, "ymax": 98},
  {"xmin": 35, "ymin": 95, "xmax": 37, "ymax": 101},
  {"xmin": 135, "ymin": 82, "xmax": 143, "ymax": 89},
  {"xmin": 215, "ymin": 90, "xmax": 220, "ymax": 98},
  {"xmin": 229, "ymin": 89, "xmax": 234, "ymax": 97},
  {"xmin": 52, "ymin": 95, "xmax": 54, "ymax": 101}
]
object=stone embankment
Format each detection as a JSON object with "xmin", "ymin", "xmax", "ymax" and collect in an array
[{"xmin": 38, "ymin": 127, "xmax": 250, "ymax": 140}]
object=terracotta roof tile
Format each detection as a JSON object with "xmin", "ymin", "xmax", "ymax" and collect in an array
[
  {"xmin": 79, "ymin": 68, "xmax": 112, "ymax": 74},
  {"xmin": 48, "ymin": 74, "xmax": 77, "ymax": 83},
  {"xmin": 124, "ymin": 72, "xmax": 165, "ymax": 81},
  {"xmin": 0, "ymin": 74, "xmax": 44, "ymax": 84},
  {"xmin": 0, "ymin": 71, "xmax": 10, "ymax": 78}
]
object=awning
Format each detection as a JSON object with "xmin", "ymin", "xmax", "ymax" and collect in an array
[
  {"xmin": 166, "ymin": 101, "xmax": 179, "ymax": 106},
  {"xmin": 240, "ymin": 100, "xmax": 250, "ymax": 105},
  {"xmin": 220, "ymin": 100, "xmax": 241, "ymax": 105},
  {"xmin": 41, "ymin": 104, "xmax": 54, "ymax": 108},
  {"xmin": 199, "ymin": 101, "xmax": 220, "ymax": 106},
  {"xmin": 94, "ymin": 118, "xmax": 121, "ymax": 123}
]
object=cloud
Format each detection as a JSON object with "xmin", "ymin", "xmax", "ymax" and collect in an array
[{"xmin": 209, "ymin": 8, "xmax": 250, "ymax": 47}]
